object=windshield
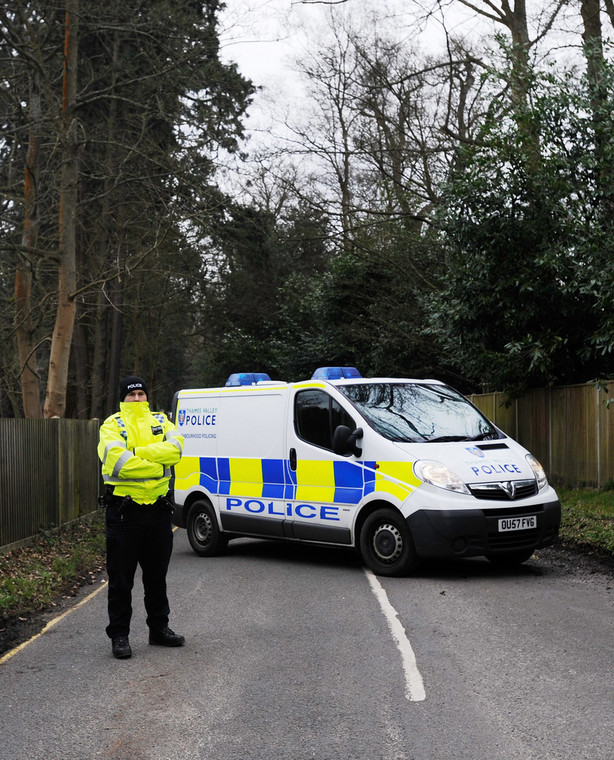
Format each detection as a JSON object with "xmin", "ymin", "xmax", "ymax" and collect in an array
[{"xmin": 338, "ymin": 383, "xmax": 498, "ymax": 443}]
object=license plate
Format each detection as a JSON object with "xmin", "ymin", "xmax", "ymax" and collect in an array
[{"xmin": 498, "ymin": 516, "xmax": 537, "ymax": 532}]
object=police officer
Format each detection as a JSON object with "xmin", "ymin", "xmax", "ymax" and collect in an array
[{"xmin": 98, "ymin": 376, "xmax": 185, "ymax": 659}]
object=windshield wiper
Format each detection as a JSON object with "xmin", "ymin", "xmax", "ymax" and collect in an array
[{"xmin": 427, "ymin": 435, "xmax": 471, "ymax": 442}]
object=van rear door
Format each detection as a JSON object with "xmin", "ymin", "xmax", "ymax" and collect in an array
[{"xmin": 216, "ymin": 387, "xmax": 290, "ymax": 537}]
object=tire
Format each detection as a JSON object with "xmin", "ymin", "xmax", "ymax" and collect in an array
[
  {"xmin": 187, "ymin": 500, "xmax": 228, "ymax": 557},
  {"xmin": 359, "ymin": 508, "xmax": 420, "ymax": 577},
  {"xmin": 487, "ymin": 548, "xmax": 534, "ymax": 567}
]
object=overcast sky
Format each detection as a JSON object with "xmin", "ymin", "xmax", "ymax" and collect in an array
[
  {"xmin": 217, "ymin": 0, "xmax": 476, "ymax": 142},
  {"xmin": 218, "ymin": 0, "xmax": 467, "ymax": 87},
  {"xmin": 218, "ymin": 0, "xmax": 582, "ymax": 103},
  {"xmin": 215, "ymin": 0, "xmax": 583, "ymax": 175}
]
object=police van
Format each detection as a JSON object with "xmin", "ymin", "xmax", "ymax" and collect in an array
[{"xmin": 170, "ymin": 368, "xmax": 560, "ymax": 576}]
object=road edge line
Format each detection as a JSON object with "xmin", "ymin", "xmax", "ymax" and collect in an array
[{"xmin": 0, "ymin": 580, "xmax": 108, "ymax": 665}]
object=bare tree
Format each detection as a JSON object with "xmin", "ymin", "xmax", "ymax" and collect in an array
[
  {"xmin": 43, "ymin": 0, "xmax": 79, "ymax": 418},
  {"xmin": 1, "ymin": 0, "xmax": 254, "ymax": 417},
  {"xmin": 15, "ymin": 70, "xmax": 42, "ymax": 418},
  {"xmin": 291, "ymin": 19, "xmax": 362, "ymax": 254},
  {"xmin": 0, "ymin": 5, "xmax": 44, "ymax": 417}
]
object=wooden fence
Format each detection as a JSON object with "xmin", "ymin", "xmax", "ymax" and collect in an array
[
  {"xmin": 0, "ymin": 419, "xmax": 100, "ymax": 552},
  {"xmin": 469, "ymin": 381, "xmax": 614, "ymax": 488}
]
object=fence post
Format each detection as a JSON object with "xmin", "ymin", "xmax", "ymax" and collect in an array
[
  {"xmin": 548, "ymin": 386, "xmax": 553, "ymax": 478},
  {"xmin": 57, "ymin": 419, "xmax": 64, "ymax": 529},
  {"xmin": 597, "ymin": 385, "xmax": 602, "ymax": 489}
]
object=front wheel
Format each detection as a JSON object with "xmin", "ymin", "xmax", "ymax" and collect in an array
[
  {"xmin": 187, "ymin": 500, "xmax": 228, "ymax": 557},
  {"xmin": 359, "ymin": 508, "xmax": 420, "ymax": 577}
]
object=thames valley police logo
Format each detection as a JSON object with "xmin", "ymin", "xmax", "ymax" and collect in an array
[
  {"xmin": 466, "ymin": 447, "xmax": 485, "ymax": 458},
  {"xmin": 178, "ymin": 409, "xmax": 186, "ymax": 426}
]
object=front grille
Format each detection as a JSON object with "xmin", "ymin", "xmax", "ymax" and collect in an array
[
  {"xmin": 488, "ymin": 529, "xmax": 540, "ymax": 550},
  {"xmin": 469, "ymin": 479, "xmax": 538, "ymax": 501},
  {"xmin": 484, "ymin": 504, "xmax": 544, "ymax": 517}
]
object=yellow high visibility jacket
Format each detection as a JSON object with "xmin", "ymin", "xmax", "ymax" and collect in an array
[{"xmin": 98, "ymin": 401, "xmax": 184, "ymax": 504}]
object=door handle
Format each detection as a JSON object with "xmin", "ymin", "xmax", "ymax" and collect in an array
[{"xmin": 289, "ymin": 448, "xmax": 297, "ymax": 471}]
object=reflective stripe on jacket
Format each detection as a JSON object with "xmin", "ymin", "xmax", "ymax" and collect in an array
[{"xmin": 98, "ymin": 401, "xmax": 184, "ymax": 504}]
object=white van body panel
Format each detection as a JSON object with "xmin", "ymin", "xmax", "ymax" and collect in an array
[{"xmin": 170, "ymin": 375, "xmax": 561, "ymax": 574}]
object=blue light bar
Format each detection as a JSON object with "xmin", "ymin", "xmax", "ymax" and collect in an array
[
  {"xmin": 225, "ymin": 372, "xmax": 272, "ymax": 387},
  {"xmin": 311, "ymin": 366, "xmax": 362, "ymax": 380}
]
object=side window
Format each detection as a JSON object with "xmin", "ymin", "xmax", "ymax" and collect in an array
[
  {"xmin": 331, "ymin": 398, "xmax": 356, "ymax": 434},
  {"xmin": 295, "ymin": 390, "xmax": 355, "ymax": 451}
]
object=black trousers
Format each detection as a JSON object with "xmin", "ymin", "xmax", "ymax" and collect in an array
[{"xmin": 105, "ymin": 496, "xmax": 173, "ymax": 639}]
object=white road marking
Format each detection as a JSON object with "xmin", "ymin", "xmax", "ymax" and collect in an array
[{"xmin": 364, "ymin": 568, "xmax": 426, "ymax": 702}]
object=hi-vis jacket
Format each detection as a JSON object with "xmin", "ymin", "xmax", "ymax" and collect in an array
[{"xmin": 98, "ymin": 401, "xmax": 184, "ymax": 504}]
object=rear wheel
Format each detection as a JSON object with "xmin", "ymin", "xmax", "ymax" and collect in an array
[
  {"xmin": 359, "ymin": 508, "xmax": 420, "ymax": 577},
  {"xmin": 487, "ymin": 548, "xmax": 534, "ymax": 567},
  {"xmin": 187, "ymin": 500, "xmax": 228, "ymax": 557}
]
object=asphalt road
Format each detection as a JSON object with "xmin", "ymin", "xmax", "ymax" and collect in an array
[{"xmin": 1, "ymin": 530, "xmax": 612, "ymax": 760}]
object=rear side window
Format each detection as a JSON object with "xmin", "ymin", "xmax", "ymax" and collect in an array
[{"xmin": 295, "ymin": 390, "xmax": 355, "ymax": 451}]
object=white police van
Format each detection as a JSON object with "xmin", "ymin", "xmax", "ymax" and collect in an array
[{"xmin": 170, "ymin": 368, "xmax": 560, "ymax": 576}]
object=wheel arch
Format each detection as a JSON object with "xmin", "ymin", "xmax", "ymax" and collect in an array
[
  {"xmin": 184, "ymin": 491, "xmax": 225, "ymax": 533},
  {"xmin": 185, "ymin": 489, "xmax": 212, "ymax": 512},
  {"xmin": 354, "ymin": 499, "xmax": 403, "ymax": 546}
]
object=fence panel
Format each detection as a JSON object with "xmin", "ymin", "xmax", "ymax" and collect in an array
[
  {"xmin": 598, "ymin": 389, "xmax": 614, "ymax": 486},
  {"xmin": 0, "ymin": 419, "xmax": 100, "ymax": 551},
  {"xmin": 517, "ymin": 388, "xmax": 551, "ymax": 474},
  {"xmin": 469, "ymin": 392, "xmax": 517, "ymax": 439},
  {"xmin": 550, "ymin": 385, "xmax": 597, "ymax": 486},
  {"xmin": 471, "ymin": 382, "xmax": 614, "ymax": 488},
  {"xmin": 58, "ymin": 419, "xmax": 100, "ymax": 523}
]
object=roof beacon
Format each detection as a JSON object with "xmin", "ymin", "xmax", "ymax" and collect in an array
[
  {"xmin": 312, "ymin": 366, "xmax": 362, "ymax": 380},
  {"xmin": 225, "ymin": 372, "xmax": 272, "ymax": 387}
]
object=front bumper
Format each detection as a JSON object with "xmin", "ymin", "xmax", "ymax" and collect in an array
[{"xmin": 407, "ymin": 499, "xmax": 561, "ymax": 559}]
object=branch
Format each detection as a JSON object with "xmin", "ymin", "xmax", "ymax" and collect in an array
[
  {"xmin": 69, "ymin": 225, "xmax": 171, "ymax": 301},
  {"xmin": 0, "ymin": 242, "xmax": 61, "ymax": 263},
  {"xmin": 17, "ymin": 336, "xmax": 51, "ymax": 380},
  {"xmin": 532, "ymin": 0, "xmax": 568, "ymax": 47},
  {"xmin": 454, "ymin": 0, "xmax": 505, "ymax": 25}
]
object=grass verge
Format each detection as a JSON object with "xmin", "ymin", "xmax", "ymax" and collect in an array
[
  {"xmin": 556, "ymin": 487, "xmax": 614, "ymax": 558},
  {"xmin": 0, "ymin": 511, "xmax": 106, "ymax": 630}
]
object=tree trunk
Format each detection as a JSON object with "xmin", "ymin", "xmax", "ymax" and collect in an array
[
  {"xmin": 69, "ymin": 311, "xmax": 89, "ymax": 418},
  {"xmin": 90, "ymin": 28, "xmax": 122, "ymax": 419},
  {"xmin": 44, "ymin": 0, "xmax": 80, "ymax": 418},
  {"xmin": 89, "ymin": 288, "xmax": 110, "ymax": 419},
  {"xmin": 581, "ymin": 0, "xmax": 604, "ymax": 117},
  {"xmin": 579, "ymin": 0, "xmax": 614, "ymax": 220},
  {"xmin": 105, "ymin": 278, "xmax": 123, "ymax": 417},
  {"xmin": 15, "ymin": 71, "xmax": 42, "ymax": 418}
]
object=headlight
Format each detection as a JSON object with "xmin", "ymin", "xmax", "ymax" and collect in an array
[
  {"xmin": 414, "ymin": 460, "xmax": 470, "ymax": 494},
  {"xmin": 526, "ymin": 453, "xmax": 548, "ymax": 490}
]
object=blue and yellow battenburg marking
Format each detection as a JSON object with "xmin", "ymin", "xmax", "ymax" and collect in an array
[{"xmin": 174, "ymin": 456, "xmax": 421, "ymax": 504}]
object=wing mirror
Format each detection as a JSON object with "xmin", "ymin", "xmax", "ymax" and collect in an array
[{"xmin": 332, "ymin": 425, "xmax": 363, "ymax": 457}]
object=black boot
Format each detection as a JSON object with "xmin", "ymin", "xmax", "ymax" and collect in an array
[
  {"xmin": 112, "ymin": 635, "xmax": 132, "ymax": 659},
  {"xmin": 148, "ymin": 626, "xmax": 185, "ymax": 647}
]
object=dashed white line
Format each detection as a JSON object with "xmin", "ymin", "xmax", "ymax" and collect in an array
[{"xmin": 364, "ymin": 568, "xmax": 426, "ymax": 702}]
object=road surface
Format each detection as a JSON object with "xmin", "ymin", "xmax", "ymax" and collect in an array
[{"xmin": 1, "ymin": 531, "xmax": 612, "ymax": 760}]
